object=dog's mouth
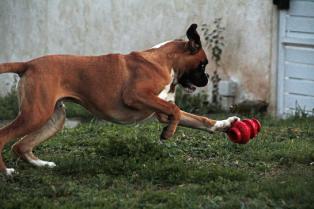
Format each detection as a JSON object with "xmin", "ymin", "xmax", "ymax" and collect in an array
[
  {"xmin": 178, "ymin": 71, "xmax": 208, "ymax": 94},
  {"xmin": 182, "ymin": 83, "xmax": 196, "ymax": 93}
]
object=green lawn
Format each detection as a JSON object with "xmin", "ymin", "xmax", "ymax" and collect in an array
[{"xmin": 0, "ymin": 116, "xmax": 313, "ymax": 209}]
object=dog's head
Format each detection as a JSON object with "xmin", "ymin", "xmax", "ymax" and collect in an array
[{"xmin": 174, "ymin": 24, "xmax": 209, "ymax": 93}]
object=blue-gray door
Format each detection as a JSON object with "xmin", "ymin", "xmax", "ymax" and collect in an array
[{"xmin": 277, "ymin": 0, "xmax": 314, "ymax": 116}]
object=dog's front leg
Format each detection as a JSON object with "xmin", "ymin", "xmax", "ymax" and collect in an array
[
  {"xmin": 156, "ymin": 111, "xmax": 239, "ymax": 133},
  {"xmin": 124, "ymin": 93, "xmax": 181, "ymax": 139}
]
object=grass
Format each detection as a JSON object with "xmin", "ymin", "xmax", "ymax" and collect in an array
[{"xmin": 0, "ymin": 116, "xmax": 313, "ymax": 209}]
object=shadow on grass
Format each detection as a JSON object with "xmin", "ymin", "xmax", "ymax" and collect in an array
[{"xmin": 54, "ymin": 135, "xmax": 247, "ymax": 186}]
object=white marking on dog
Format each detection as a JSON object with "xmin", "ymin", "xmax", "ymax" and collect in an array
[
  {"xmin": 210, "ymin": 116, "xmax": 240, "ymax": 132},
  {"xmin": 152, "ymin": 40, "xmax": 172, "ymax": 49},
  {"xmin": 158, "ymin": 69, "xmax": 176, "ymax": 102},
  {"xmin": 29, "ymin": 159, "xmax": 56, "ymax": 168},
  {"xmin": 5, "ymin": 168, "xmax": 16, "ymax": 176}
]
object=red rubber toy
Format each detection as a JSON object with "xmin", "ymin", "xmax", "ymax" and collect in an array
[{"xmin": 226, "ymin": 118, "xmax": 261, "ymax": 144}]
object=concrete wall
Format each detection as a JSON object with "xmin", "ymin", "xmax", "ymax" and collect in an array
[{"xmin": 0, "ymin": 0, "xmax": 276, "ymax": 106}]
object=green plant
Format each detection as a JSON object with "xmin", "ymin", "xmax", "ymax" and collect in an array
[
  {"xmin": 0, "ymin": 90, "xmax": 19, "ymax": 120},
  {"xmin": 201, "ymin": 18, "xmax": 225, "ymax": 105},
  {"xmin": 293, "ymin": 102, "xmax": 313, "ymax": 118},
  {"xmin": 201, "ymin": 18, "xmax": 225, "ymax": 66},
  {"xmin": 175, "ymin": 87, "xmax": 223, "ymax": 114}
]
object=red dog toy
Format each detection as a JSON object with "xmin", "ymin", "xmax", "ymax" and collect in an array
[{"xmin": 226, "ymin": 118, "xmax": 261, "ymax": 144}]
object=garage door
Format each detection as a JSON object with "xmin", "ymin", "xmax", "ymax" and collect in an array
[{"xmin": 277, "ymin": 0, "xmax": 314, "ymax": 116}]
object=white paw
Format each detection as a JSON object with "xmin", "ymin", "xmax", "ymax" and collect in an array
[
  {"xmin": 45, "ymin": 161, "xmax": 57, "ymax": 168},
  {"xmin": 29, "ymin": 159, "xmax": 56, "ymax": 168},
  {"xmin": 210, "ymin": 116, "xmax": 240, "ymax": 132},
  {"xmin": 5, "ymin": 168, "xmax": 16, "ymax": 176}
]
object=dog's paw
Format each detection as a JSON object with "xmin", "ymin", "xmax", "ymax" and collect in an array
[
  {"xmin": 29, "ymin": 159, "xmax": 56, "ymax": 168},
  {"xmin": 160, "ymin": 126, "xmax": 173, "ymax": 140},
  {"xmin": 210, "ymin": 116, "xmax": 240, "ymax": 132},
  {"xmin": 45, "ymin": 161, "xmax": 57, "ymax": 168},
  {"xmin": 4, "ymin": 168, "xmax": 16, "ymax": 177}
]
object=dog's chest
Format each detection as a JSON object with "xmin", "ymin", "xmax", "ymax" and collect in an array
[{"xmin": 158, "ymin": 70, "xmax": 176, "ymax": 103}]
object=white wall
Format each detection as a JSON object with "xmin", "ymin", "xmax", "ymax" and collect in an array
[{"xmin": 0, "ymin": 0, "xmax": 276, "ymax": 106}]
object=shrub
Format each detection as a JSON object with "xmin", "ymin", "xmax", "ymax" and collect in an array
[
  {"xmin": 0, "ymin": 90, "xmax": 19, "ymax": 120},
  {"xmin": 175, "ymin": 87, "xmax": 223, "ymax": 115}
]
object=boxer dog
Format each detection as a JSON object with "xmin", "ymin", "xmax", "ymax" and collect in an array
[{"xmin": 0, "ymin": 24, "xmax": 238, "ymax": 176}]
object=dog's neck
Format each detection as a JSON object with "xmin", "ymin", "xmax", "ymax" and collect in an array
[{"xmin": 150, "ymin": 40, "xmax": 190, "ymax": 75}]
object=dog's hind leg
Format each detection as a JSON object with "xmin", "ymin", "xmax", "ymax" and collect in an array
[
  {"xmin": 0, "ymin": 105, "xmax": 55, "ymax": 176},
  {"xmin": 0, "ymin": 75, "xmax": 58, "ymax": 175},
  {"xmin": 11, "ymin": 102, "xmax": 66, "ymax": 168}
]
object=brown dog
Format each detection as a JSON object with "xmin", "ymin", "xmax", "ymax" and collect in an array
[{"xmin": 0, "ymin": 24, "xmax": 238, "ymax": 176}]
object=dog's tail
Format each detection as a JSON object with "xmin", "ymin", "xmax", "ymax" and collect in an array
[{"xmin": 0, "ymin": 62, "xmax": 27, "ymax": 76}]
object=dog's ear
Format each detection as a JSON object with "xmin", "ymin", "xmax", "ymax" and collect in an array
[{"xmin": 186, "ymin": 23, "xmax": 202, "ymax": 54}]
